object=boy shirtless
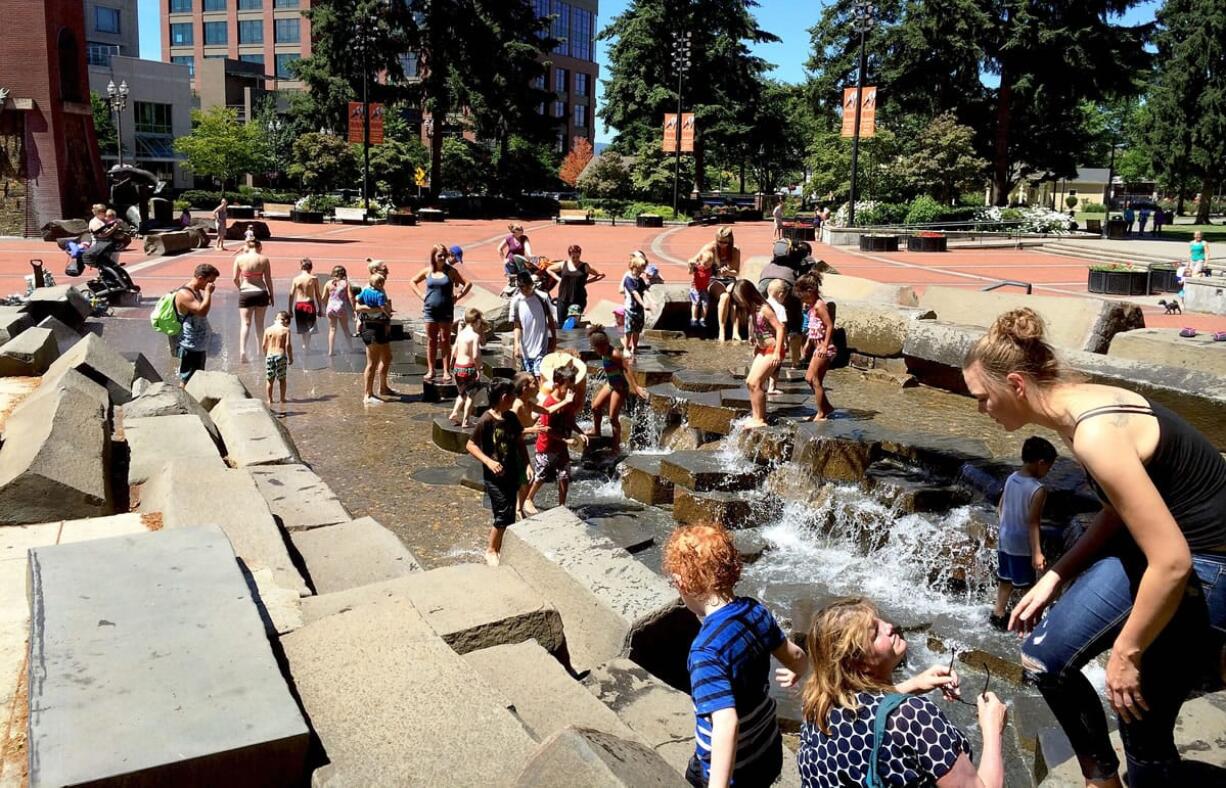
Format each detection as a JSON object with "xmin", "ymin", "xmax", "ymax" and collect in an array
[
  {"xmin": 288, "ymin": 258, "xmax": 323, "ymax": 354},
  {"xmin": 262, "ymin": 311, "xmax": 293, "ymax": 403}
]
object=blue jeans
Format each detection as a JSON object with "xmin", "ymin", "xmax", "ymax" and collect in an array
[
  {"xmin": 1022, "ymin": 547, "xmax": 1226, "ymax": 785},
  {"xmin": 521, "ymin": 354, "xmax": 544, "ymax": 376}
]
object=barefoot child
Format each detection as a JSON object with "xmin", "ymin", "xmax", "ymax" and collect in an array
[
  {"xmin": 510, "ymin": 372, "xmax": 575, "ymax": 518},
  {"xmin": 765, "ymin": 279, "xmax": 790, "ymax": 396},
  {"xmin": 524, "ymin": 366, "xmax": 585, "ymax": 511},
  {"xmin": 449, "ymin": 308, "xmax": 486, "ymax": 428},
  {"xmin": 990, "ymin": 436, "xmax": 1056, "ymax": 630},
  {"xmin": 262, "ymin": 311, "xmax": 293, "ymax": 404},
  {"xmin": 465, "ymin": 378, "xmax": 531, "ymax": 566},
  {"xmin": 732, "ymin": 281, "xmax": 785, "ymax": 430},
  {"xmin": 288, "ymin": 258, "xmax": 323, "ymax": 355},
  {"xmin": 663, "ymin": 523, "xmax": 807, "ymax": 788},
  {"xmin": 619, "ymin": 252, "xmax": 650, "ymax": 356},
  {"xmin": 586, "ymin": 326, "xmax": 648, "ymax": 451},
  {"xmin": 793, "ymin": 274, "xmax": 836, "ymax": 420},
  {"xmin": 689, "ymin": 250, "xmax": 715, "ymax": 330},
  {"xmin": 322, "ymin": 265, "xmax": 355, "ymax": 356}
]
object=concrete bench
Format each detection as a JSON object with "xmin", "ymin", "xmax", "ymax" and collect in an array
[
  {"xmin": 557, "ymin": 208, "xmax": 594, "ymax": 225},
  {"xmin": 1108, "ymin": 327, "xmax": 1226, "ymax": 376},
  {"xmin": 333, "ymin": 206, "xmax": 369, "ymax": 224},
  {"xmin": 261, "ymin": 202, "xmax": 294, "ymax": 219}
]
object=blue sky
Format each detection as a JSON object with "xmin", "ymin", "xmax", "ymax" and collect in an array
[{"xmin": 137, "ymin": 0, "xmax": 1162, "ymax": 143}]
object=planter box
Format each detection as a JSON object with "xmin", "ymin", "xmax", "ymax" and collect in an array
[
  {"xmin": 262, "ymin": 203, "xmax": 294, "ymax": 219},
  {"xmin": 418, "ymin": 208, "xmax": 446, "ymax": 223},
  {"xmin": 1106, "ymin": 219, "xmax": 1127, "ymax": 239},
  {"xmin": 290, "ymin": 210, "xmax": 325, "ymax": 225},
  {"xmin": 906, "ymin": 235, "xmax": 948, "ymax": 253},
  {"xmin": 1085, "ymin": 219, "xmax": 1102, "ymax": 234},
  {"xmin": 227, "ymin": 205, "xmax": 256, "ymax": 220},
  {"xmin": 635, "ymin": 214, "xmax": 663, "ymax": 228},
  {"xmin": 1087, "ymin": 268, "xmax": 1148, "ymax": 296},
  {"xmin": 782, "ymin": 225, "xmax": 816, "ymax": 242},
  {"xmin": 1148, "ymin": 267, "xmax": 1180, "ymax": 294},
  {"xmin": 387, "ymin": 213, "xmax": 418, "ymax": 226},
  {"xmin": 859, "ymin": 234, "xmax": 900, "ymax": 253}
]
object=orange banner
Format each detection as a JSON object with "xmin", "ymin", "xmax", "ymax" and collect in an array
[
  {"xmin": 840, "ymin": 87, "xmax": 877, "ymax": 138},
  {"xmin": 662, "ymin": 113, "xmax": 696, "ymax": 153},
  {"xmin": 348, "ymin": 102, "xmax": 385, "ymax": 145}
]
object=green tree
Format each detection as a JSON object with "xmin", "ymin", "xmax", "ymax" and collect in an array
[
  {"xmin": 90, "ymin": 91, "xmax": 121, "ymax": 161},
  {"xmin": 288, "ymin": 132, "xmax": 359, "ymax": 194},
  {"xmin": 253, "ymin": 95, "xmax": 297, "ymax": 187},
  {"xmin": 368, "ymin": 110, "xmax": 430, "ymax": 206},
  {"xmin": 746, "ymin": 80, "xmax": 809, "ymax": 196},
  {"xmin": 806, "ymin": 0, "xmax": 1151, "ymax": 205},
  {"xmin": 599, "ymin": 0, "xmax": 778, "ymax": 191},
  {"xmin": 577, "ymin": 151, "xmax": 634, "ymax": 198},
  {"xmin": 440, "ymin": 137, "xmax": 493, "ymax": 195},
  {"xmin": 494, "ymin": 135, "xmax": 561, "ymax": 194},
  {"xmin": 1143, "ymin": 0, "xmax": 1225, "ymax": 222},
  {"xmin": 174, "ymin": 106, "xmax": 267, "ymax": 195},
  {"xmin": 889, "ymin": 112, "xmax": 987, "ymax": 204},
  {"xmin": 631, "ymin": 138, "xmax": 696, "ymax": 203}
]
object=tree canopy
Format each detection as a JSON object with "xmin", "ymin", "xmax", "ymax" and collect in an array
[{"xmin": 174, "ymin": 106, "xmax": 267, "ymax": 194}]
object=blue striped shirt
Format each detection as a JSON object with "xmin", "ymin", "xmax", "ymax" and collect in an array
[{"xmin": 688, "ymin": 596, "xmax": 786, "ymax": 784}]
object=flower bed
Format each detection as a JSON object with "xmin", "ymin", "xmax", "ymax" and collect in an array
[
  {"xmin": 860, "ymin": 234, "xmax": 899, "ymax": 253},
  {"xmin": 907, "ymin": 231, "xmax": 947, "ymax": 252}
]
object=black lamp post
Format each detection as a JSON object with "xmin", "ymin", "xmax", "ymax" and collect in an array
[
  {"xmin": 846, "ymin": 1, "xmax": 874, "ymax": 228},
  {"xmin": 105, "ymin": 79, "xmax": 129, "ymax": 168},
  {"xmin": 671, "ymin": 29, "xmax": 692, "ymax": 218},
  {"xmin": 353, "ymin": 10, "xmax": 372, "ymax": 217}
]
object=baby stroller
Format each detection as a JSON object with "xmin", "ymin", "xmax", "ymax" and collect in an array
[{"xmin": 501, "ymin": 254, "xmax": 555, "ymax": 298}]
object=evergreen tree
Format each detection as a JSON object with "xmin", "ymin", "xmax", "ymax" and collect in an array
[
  {"xmin": 598, "ymin": 0, "xmax": 777, "ymax": 191},
  {"xmin": 1143, "ymin": 0, "xmax": 1225, "ymax": 222}
]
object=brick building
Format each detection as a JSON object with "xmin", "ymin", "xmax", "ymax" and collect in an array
[
  {"xmin": 0, "ymin": 0, "xmax": 107, "ymax": 236},
  {"xmin": 162, "ymin": 0, "xmax": 312, "ymax": 90}
]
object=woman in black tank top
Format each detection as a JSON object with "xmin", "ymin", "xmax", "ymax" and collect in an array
[{"xmin": 962, "ymin": 308, "xmax": 1226, "ymax": 787}]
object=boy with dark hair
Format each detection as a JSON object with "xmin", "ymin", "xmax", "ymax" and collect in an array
[
  {"xmin": 990, "ymin": 436, "xmax": 1057, "ymax": 630},
  {"xmin": 262, "ymin": 310, "xmax": 293, "ymax": 404},
  {"xmin": 466, "ymin": 378, "xmax": 531, "ymax": 566},
  {"xmin": 524, "ymin": 365, "xmax": 584, "ymax": 510},
  {"xmin": 663, "ymin": 523, "xmax": 807, "ymax": 788}
]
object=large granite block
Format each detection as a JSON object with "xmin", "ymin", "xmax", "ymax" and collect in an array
[
  {"xmin": 514, "ymin": 727, "xmax": 688, "ymax": 788},
  {"xmin": 37, "ymin": 315, "xmax": 82, "ymax": 355},
  {"xmin": 138, "ymin": 460, "xmax": 308, "ymax": 596},
  {"xmin": 289, "ymin": 516, "xmax": 420, "ymax": 595},
  {"xmin": 0, "ymin": 327, "xmax": 58, "ymax": 376},
  {"xmin": 184, "ymin": 371, "xmax": 251, "ymax": 411},
  {"xmin": 123, "ymin": 414, "xmax": 224, "ymax": 485},
  {"xmin": 583, "ymin": 658, "xmax": 695, "ymax": 773},
  {"xmin": 502, "ymin": 507, "xmax": 698, "ymax": 689},
  {"xmin": 210, "ymin": 397, "xmax": 300, "ymax": 467},
  {"xmin": 1108, "ymin": 327, "xmax": 1226, "ymax": 377},
  {"xmin": 247, "ymin": 464, "xmax": 350, "ymax": 531},
  {"xmin": 20, "ymin": 285, "xmax": 91, "ymax": 329},
  {"xmin": 0, "ymin": 384, "xmax": 111, "ymax": 525},
  {"xmin": 27, "ymin": 526, "xmax": 309, "ymax": 787},
  {"xmin": 41, "ymin": 332, "xmax": 135, "ymax": 404},
  {"xmin": 621, "ymin": 455, "xmax": 674, "ymax": 506},
  {"xmin": 122, "ymin": 381, "xmax": 220, "ymax": 444},
  {"xmin": 281, "ymin": 596, "xmax": 535, "ymax": 785},
  {"xmin": 0, "ymin": 307, "xmax": 33, "ymax": 345}
]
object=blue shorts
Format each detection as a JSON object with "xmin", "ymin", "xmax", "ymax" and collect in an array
[
  {"xmin": 998, "ymin": 551, "xmax": 1035, "ymax": 587},
  {"xmin": 689, "ymin": 288, "xmax": 709, "ymax": 306},
  {"xmin": 521, "ymin": 354, "xmax": 545, "ymax": 375}
]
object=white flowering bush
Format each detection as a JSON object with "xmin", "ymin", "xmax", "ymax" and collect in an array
[
  {"xmin": 830, "ymin": 201, "xmax": 878, "ymax": 228},
  {"xmin": 975, "ymin": 206, "xmax": 1073, "ymax": 234}
]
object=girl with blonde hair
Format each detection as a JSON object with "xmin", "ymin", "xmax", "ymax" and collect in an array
[{"xmin": 793, "ymin": 598, "xmax": 1006, "ymax": 787}]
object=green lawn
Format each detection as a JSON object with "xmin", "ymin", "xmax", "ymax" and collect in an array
[{"xmin": 1072, "ymin": 215, "xmax": 1226, "ymax": 242}]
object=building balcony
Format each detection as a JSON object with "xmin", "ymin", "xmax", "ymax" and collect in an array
[{"xmin": 87, "ymin": 44, "xmax": 121, "ymax": 68}]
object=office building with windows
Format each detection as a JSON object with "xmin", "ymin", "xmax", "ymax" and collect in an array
[
  {"xmin": 533, "ymin": 0, "xmax": 598, "ymax": 153},
  {"xmin": 161, "ymin": 0, "xmax": 312, "ymax": 90}
]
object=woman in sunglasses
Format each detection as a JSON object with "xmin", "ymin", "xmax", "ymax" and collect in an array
[{"xmin": 690, "ymin": 226, "xmax": 743, "ymax": 342}]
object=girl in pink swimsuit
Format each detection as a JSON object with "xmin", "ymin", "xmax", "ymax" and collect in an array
[{"xmin": 794, "ymin": 273, "xmax": 836, "ymax": 420}]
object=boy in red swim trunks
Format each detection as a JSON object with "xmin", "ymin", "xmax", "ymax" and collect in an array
[
  {"xmin": 288, "ymin": 258, "xmax": 322, "ymax": 355},
  {"xmin": 449, "ymin": 308, "xmax": 486, "ymax": 428}
]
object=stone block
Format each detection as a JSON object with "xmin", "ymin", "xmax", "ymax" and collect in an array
[
  {"xmin": 20, "ymin": 285, "xmax": 91, "ymax": 329},
  {"xmin": 1108, "ymin": 327, "xmax": 1226, "ymax": 376},
  {"xmin": 514, "ymin": 727, "xmax": 689, "ymax": 788},
  {"xmin": 0, "ymin": 307, "xmax": 33, "ymax": 345},
  {"xmin": 501, "ymin": 507, "xmax": 698, "ymax": 688},
  {"xmin": 822, "ymin": 273, "xmax": 918, "ymax": 306},
  {"xmin": 466, "ymin": 641, "xmax": 641, "ymax": 742},
  {"xmin": 421, "ymin": 377, "xmax": 459, "ymax": 403},
  {"xmin": 121, "ymin": 351, "xmax": 163, "ymax": 385},
  {"xmin": 41, "ymin": 332, "xmax": 135, "ymax": 404},
  {"xmin": 916, "ymin": 286, "xmax": 1143, "ymax": 353},
  {"xmin": 143, "ymin": 230, "xmax": 198, "ymax": 256},
  {"xmin": 791, "ymin": 421, "xmax": 881, "ymax": 483},
  {"xmin": 281, "ymin": 596, "xmax": 536, "ymax": 785},
  {"xmin": 36, "ymin": 315, "xmax": 82, "ymax": 354},
  {"xmin": 0, "ymin": 384, "xmax": 111, "ymax": 525},
  {"xmin": 670, "ymin": 369, "xmax": 744, "ymax": 393},
  {"xmin": 837, "ymin": 301, "xmax": 935, "ymax": 358},
  {"xmin": 139, "ymin": 459, "xmax": 308, "ymax": 596},
  {"xmin": 901, "ymin": 320, "xmax": 985, "ymax": 393},
  {"xmin": 302, "ymin": 564, "xmax": 564, "ymax": 656},
  {"xmin": 735, "ymin": 424, "xmax": 796, "ymax": 465},
  {"xmin": 621, "ymin": 455, "xmax": 675, "ymax": 506},
  {"xmin": 27, "ymin": 526, "xmax": 309, "ymax": 787},
  {"xmin": 245, "ymin": 565, "xmax": 304, "ymax": 636},
  {"xmin": 247, "ymin": 464, "xmax": 350, "ymax": 531},
  {"xmin": 432, "ymin": 415, "xmax": 473, "ymax": 453},
  {"xmin": 660, "ymin": 450, "xmax": 764, "ymax": 492},
  {"xmin": 0, "ymin": 327, "xmax": 58, "ymax": 376},
  {"xmin": 659, "ymin": 423, "xmax": 703, "ymax": 452},
  {"xmin": 210, "ymin": 396, "xmax": 300, "ymax": 466},
  {"xmin": 685, "ymin": 397, "xmax": 746, "ymax": 436},
  {"xmin": 184, "ymin": 370, "xmax": 251, "ymax": 411},
  {"xmin": 582, "ymin": 658, "xmax": 696, "ymax": 773},
  {"xmin": 1179, "ymin": 274, "xmax": 1226, "ymax": 316},
  {"xmin": 289, "ymin": 516, "xmax": 421, "ymax": 595},
  {"xmin": 6, "ymin": 368, "xmax": 108, "ymax": 433},
  {"xmin": 123, "ymin": 414, "xmax": 224, "ymax": 485},
  {"xmin": 672, "ymin": 487, "xmax": 758, "ymax": 529},
  {"xmin": 122, "ymin": 381, "xmax": 220, "ymax": 444}
]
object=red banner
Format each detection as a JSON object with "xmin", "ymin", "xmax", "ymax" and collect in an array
[
  {"xmin": 348, "ymin": 102, "xmax": 385, "ymax": 145},
  {"xmin": 840, "ymin": 87, "xmax": 877, "ymax": 138},
  {"xmin": 662, "ymin": 113, "xmax": 696, "ymax": 153}
]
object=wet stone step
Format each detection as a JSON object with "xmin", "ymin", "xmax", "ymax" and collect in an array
[
  {"xmin": 719, "ymin": 387, "xmax": 811, "ymax": 409},
  {"xmin": 672, "ymin": 487, "xmax": 767, "ymax": 530},
  {"xmin": 865, "ymin": 461, "xmax": 973, "ymax": 514},
  {"xmin": 621, "ymin": 454, "xmax": 675, "ymax": 506},
  {"xmin": 659, "ymin": 451, "xmax": 764, "ymax": 493},
  {"xmin": 432, "ymin": 415, "xmax": 472, "ymax": 453},
  {"xmin": 572, "ymin": 501, "xmax": 660, "ymax": 553},
  {"xmin": 670, "ymin": 369, "xmax": 744, "ymax": 393},
  {"xmin": 422, "ymin": 378, "xmax": 460, "ymax": 403}
]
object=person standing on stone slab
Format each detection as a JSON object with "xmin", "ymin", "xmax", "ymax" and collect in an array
[
  {"xmin": 585, "ymin": 326, "xmax": 648, "ymax": 452},
  {"xmin": 171, "ymin": 263, "xmax": 220, "ymax": 385},
  {"xmin": 733, "ymin": 280, "xmax": 785, "ymax": 430},
  {"xmin": 989, "ymin": 436, "xmax": 1055, "ymax": 631},
  {"xmin": 466, "ymin": 378, "xmax": 532, "ymax": 566},
  {"xmin": 509, "ymin": 270, "xmax": 556, "ymax": 380},
  {"xmin": 793, "ymin": 274, "xmax": 836, "ymax": 421},
  {"xmin": 213, "ymin": 198, "xmax": 228, "ymax": 251}
]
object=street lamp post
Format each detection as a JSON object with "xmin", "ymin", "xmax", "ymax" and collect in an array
[
  {"xmin": 354, "ymin": 10, "xmax": 372, "ymax": 218},
  {"xmin": 105, "ymin": 79, "xmax": 129, "ymax": 168},
  {"xmin": 671, "ymin": 29, "xmax": 692, "ymax": 218},
  {"xmin": 846, "ymin": 2, "xmax": 874, "ymax": 228}
]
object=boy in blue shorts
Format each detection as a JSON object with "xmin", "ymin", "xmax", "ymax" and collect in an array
[
  {"xmin": 664, "ymin": 523, "xmax": 807, "ymax": 788},
  {"xmin": 990, "ymin": 436, "xmax": 1056, "ymax": 630}
]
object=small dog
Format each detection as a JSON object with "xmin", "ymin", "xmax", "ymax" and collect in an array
[{"xmin": 1158, "ymin": 299, "xmax": 1182, "ymax": 315}]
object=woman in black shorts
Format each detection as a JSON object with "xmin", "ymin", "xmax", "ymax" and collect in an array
[{"xmin": 232, "ymin": 239, "xmax": 273, "ymax": 363}]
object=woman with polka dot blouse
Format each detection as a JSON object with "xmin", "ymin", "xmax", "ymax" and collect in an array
[{"xmin": 786, "ymin": 599, "xmax": 1008, "ymax": 787}]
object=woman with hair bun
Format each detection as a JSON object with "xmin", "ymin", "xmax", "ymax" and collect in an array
[{"xmin": 962, "ymin": 307, "xmax": 1226, "ymax": 787}]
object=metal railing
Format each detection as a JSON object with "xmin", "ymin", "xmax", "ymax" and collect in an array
[
  {"xmin": 981, "ymin": 280, "xmax": 1033, "ymax": 294},
  {"xmin": 87, "ymin": 44, "xmax": 120, "ymax": 68}
]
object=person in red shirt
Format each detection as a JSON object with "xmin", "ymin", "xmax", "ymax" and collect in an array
[
  {"xmin": 524, "ymin": 365, "xmax": 586, "ymax": 510},
  {"xmin": 689, "ymin": 251, "xmax": 715, "ymax": 329}
]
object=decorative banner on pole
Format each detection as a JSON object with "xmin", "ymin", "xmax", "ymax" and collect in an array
[
  {"xmin": 840, "ymin": 87, "xmax": 877, "ymax": 138},
  {"xmin": 348, "ymin": 102, "xmax": 385, "ymax": 145},
  {"xmin": 662, "ymin": 113, "xmax": 696, "ymax": 153}
]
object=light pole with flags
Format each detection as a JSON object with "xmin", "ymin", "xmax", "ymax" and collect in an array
[
  {"xmin": 846, "ymin": 1, "xmax": 874, "ymax": 228},
  {"xmin": 671, "ymin": 29, "xmax": 692, "ymax": 218}
]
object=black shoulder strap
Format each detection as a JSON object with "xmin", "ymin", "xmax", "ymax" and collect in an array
[{"xmin": 1074, "ymin": 404, "xmax": 1155, "ymax": 426}]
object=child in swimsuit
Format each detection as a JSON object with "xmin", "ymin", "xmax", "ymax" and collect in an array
[
  {"xmin": 322, "ymin": 265, "xmax": 354, "ymax": 356},
  {"xmin": 765, "ymin": 279, "xmax": 790, "ymax": 396},
  {"xmin": 261, "ymin": 311, "xmax": 293, "ymax": 404},
  {"xmin": 731, "ymin": 280, "xmax": 785, "ymax": 429},
  {"xmin": 449, "ymin": 308, "xmax": 486, "ymax": 428},
  {"xmin": 794, "ymin": 273, "xmax": 836, "ymax": 420},
  {"xmin": 586, "ymin": 325, "xmax": 649, "ymax": 452}
]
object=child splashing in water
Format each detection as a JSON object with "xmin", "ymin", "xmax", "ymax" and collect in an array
[
  {"xmin": 449, "ymin": 308, "xmax": 486, "ymax": 428},
  {"xmin": 322, "ymin": 265, "xmax": 354, "ymax": 356},
  {"xmin": 510, "ymin": 372, "xmax": 582, "ymax": 518},
  {"xmin": 732, "ymin": 280, "xmax": 785, "ymax": 429},
  {"xmin": 585, "ymin": 326, "xmax": 649, "ymax": 451},
  {"xmin": 793, "ymin": 273, "xmax": 836, "ymax": 420}
]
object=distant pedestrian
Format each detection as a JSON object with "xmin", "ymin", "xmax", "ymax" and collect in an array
[
  {"xmin": 466, "ymin": 378, "xmax": 532, "ymax": 566},
  {"xmin": 546, "ymin": 244, "xmax": 603, "ymax": 327},
  {"xmin": 773, "ymin": 199, "xmax": 784, "ymax": 240},
  {"xmin": 171, "ymin": 263, "xmax": 220, "ymax": 384},
  {"xmin": 1152, "ymin": 209, "xmax": 1165, "ymax": 235},
  {"xmin": 1138, "ymin": 207, "xmax": 1150, "ymax": 235},
  {"xmin": 1123, "ymin": 204, "xmax": 1135, "ymax": 235},
  {"xmin": 1189, "ymin": 230, "xmax": 1211, "ymax": 276},
  {"xmin": 262, "ymin": 311, "xmax": 293, "ymax": 405},
  {"xmin": 213, "ymin": 197, "xmax": 228, "ymax": 250},
  {"xmin": 288, "ymin": 258, "xmax": 323, "ymax": 355}
]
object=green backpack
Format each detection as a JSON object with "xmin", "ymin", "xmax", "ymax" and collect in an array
[{"xmin": 150, "ymin": 289, "xmax": 184, "ymax": 336}]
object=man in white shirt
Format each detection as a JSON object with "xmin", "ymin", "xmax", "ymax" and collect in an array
[{"xmin": 509, "ymin": 271, "xmax": 556, "ymax": 379}]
